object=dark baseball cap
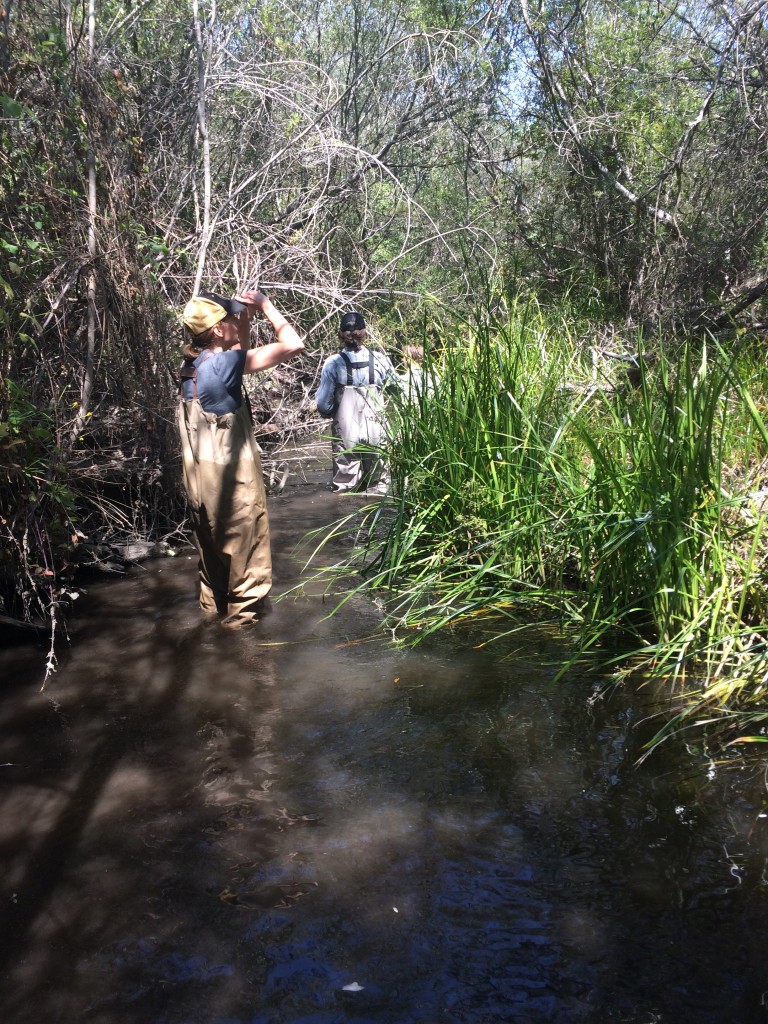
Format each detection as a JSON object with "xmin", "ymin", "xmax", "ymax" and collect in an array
[{"xmin": 340, "ymin": 311, "xmax": 366, "ymax": 331}]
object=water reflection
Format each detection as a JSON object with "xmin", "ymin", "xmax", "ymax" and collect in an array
[{"xmin": 1, "ymin": 477, "xmax": 768, "ymax": 1023}]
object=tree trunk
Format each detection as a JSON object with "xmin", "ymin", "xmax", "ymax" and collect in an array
[
  {"xmin": 71, "ymin": 0, "xmax": 98, "ymax": 442},
  {"xmin": 191, "ymin": 0, "xmax": 214, "ymax": 295}
]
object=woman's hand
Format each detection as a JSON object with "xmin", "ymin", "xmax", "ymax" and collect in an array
[
  {"xmin": 238, "ymin": 291, "xmax": 305, "ymax": 374},
  {"xmin": 236, "ymin": 289, "xmax": 270, "ymax": 313}
]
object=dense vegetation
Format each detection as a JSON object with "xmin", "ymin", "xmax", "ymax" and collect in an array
[
  {"xmin": 310, "ymin": 305, "xmax": 768, "ymax": 755},
  {"xmin": 2, "ymin": 0, "xmax": 768, "ymax": 747}
]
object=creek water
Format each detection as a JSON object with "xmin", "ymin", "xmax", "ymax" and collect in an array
[{"xmin": 2, "ymin": 458, "xmax": 768, "ymax": 1024}]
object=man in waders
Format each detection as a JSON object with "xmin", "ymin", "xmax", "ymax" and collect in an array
[
  {"xmin": 315, "ymin": 311, "xmax": 397, "ymax": 494},
  {"xmin": 177, "ymin": 290, "xmax": 304, "ymax": 628}
]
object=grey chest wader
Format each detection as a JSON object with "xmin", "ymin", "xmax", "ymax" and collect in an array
[
  {"xmin": 330, "ymin": 350, "xmax": 389, "ymax": 493},
  {"xmin": 335, "ymin": 350, "xmax": 384, "ymax": 446}
]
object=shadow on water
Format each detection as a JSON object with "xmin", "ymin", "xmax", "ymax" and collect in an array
[{"xmin": 2, "ymin": 465, "xmax": 768, "ymax": 1023}]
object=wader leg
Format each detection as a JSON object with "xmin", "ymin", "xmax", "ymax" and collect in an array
[
  {"xmin": 178, "ymin": 400, "xmax": 272, "ymax": 622},
  {"xmin": 332, "ymin": 443, "xmax": 365, "ymax": 492},
  {"xmin": 362, "ymin": 450, "xmax": 390, "ymax": 495},
  {"xmin": 190, "ymin": 506, "xmax": 229, "ymax": 615},
  {"xmin": 331, "ymin": 430, "xmax": 366, "ymax": 493}
]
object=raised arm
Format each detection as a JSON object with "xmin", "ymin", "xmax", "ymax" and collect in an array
[{"xmin": 237, "ymin": 290, "xmax": 304, "ymax": 373}]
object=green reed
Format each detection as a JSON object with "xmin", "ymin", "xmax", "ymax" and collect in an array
[{"xmin": 308, "ymin": 304, "xmax": 768, "ymax": 750}]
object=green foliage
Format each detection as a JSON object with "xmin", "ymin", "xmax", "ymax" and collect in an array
[
  {"xmin": 0, "ymin": 378, "xmax": 80, "ymax": 620},
  {"xmin": 512, "ymin": 0, "xmax": 768, "ymax": 323},
  {"xmin": 0, "ymin": 3, "xmax": 181, "ymax": 630},
  {"xmin": 2, "ymin": 0, "xmax": 767, "ymax": 710},
  {"xmin": 306, "ymin": 303, "xmax": 768, "ymax": 756}
]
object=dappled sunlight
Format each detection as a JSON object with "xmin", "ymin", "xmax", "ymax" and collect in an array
[
  {"xmin": 88, "ymin": 762, "xmax": 162, "ymax": 821},
  {"xmin": 2, "ymin": 483, "xmax": 768, "ymax": 1024}
]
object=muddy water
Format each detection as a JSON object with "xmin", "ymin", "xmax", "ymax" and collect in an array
[{"xmin": 2, "ymin": 469, "xmax": 768, "ymax": 1024}]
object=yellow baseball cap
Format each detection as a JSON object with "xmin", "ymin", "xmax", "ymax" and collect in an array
[{"xmin": 182, "ymin": 292, "xmax": 247, "ymax": 336}]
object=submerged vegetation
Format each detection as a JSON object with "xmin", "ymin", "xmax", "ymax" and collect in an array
[{"xmin": 304, "ymin": 302, "xmax": 768, "ymax": 756}]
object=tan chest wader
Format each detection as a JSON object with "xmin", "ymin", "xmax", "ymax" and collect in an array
[
  {"xmin": 331, "ymin": 350, "xmax": 389, "ymax": 494},
  {"xmin": 177, "ymin": 355, "xmax": 271, "ymax": 622}
]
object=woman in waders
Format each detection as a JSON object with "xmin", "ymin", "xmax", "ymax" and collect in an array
[
  {"xmin": 178, "ymin": 290, "xmax": 304, "ymax": 627},
  {"xmin": 315, "ymin": 311, "xmax": 396, "ymax": 494}
]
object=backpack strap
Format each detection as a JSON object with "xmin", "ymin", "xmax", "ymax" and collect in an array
[{"xmin": 340, "ymin": 350, "xmax": 377, "ymax": 386}]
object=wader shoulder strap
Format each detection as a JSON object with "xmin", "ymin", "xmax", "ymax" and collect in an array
[
  {"xmin": 339, "ymin": 350, "xmax": 376, "ymax": 386},
  {"xmin": 178, "ymin": 352, "xmax": 253, "ymax": 424},
  {"xmin": 177, "ymin": 350, "xmax": 214, "ymax": 400}
]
